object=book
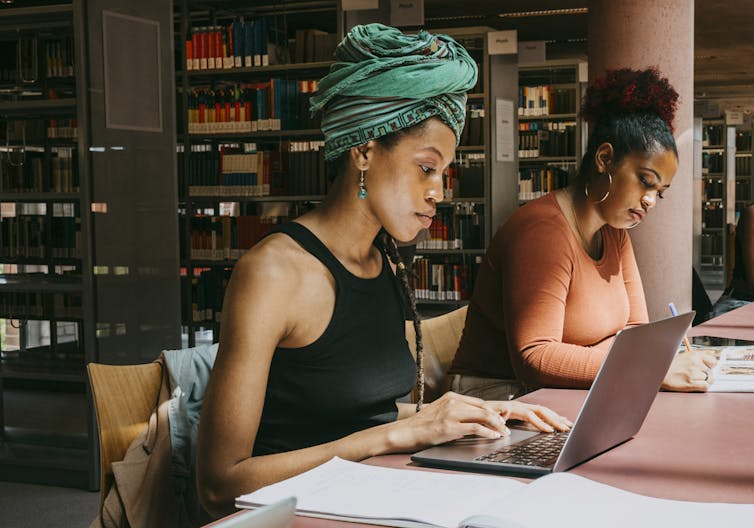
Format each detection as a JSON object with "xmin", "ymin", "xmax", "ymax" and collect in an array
[
  {"xmin": 236, "ymin": 457, "xmax": 754, "ymax": 528},
  {"xmin": 697, "ymin": 345, "xmax": 754, "ymax": 392}
]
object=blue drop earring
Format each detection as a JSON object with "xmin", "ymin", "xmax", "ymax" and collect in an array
[{"xmin": 358, "ymin": 170, "xmax": 368, "ymax": 199}]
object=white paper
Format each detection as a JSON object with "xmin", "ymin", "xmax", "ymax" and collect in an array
[
  {"xmin": 495, "ymin": 98, "xmax": 515, "ymax": 162},
  {"xmin": 236, "ymin": 457, "xmax": 524, "ymax": 528},
  {"xmin": 238, "ymin": 459, "xmax": 754, "ymax": 528},
  {"xmin": 474, "ymin": 472, "xmax": 754, "ymax": 528}
]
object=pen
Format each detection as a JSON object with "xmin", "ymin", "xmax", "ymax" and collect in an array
[{"xmin": 668, "ymin": 302, "xmax": 693, "ymax": 354}]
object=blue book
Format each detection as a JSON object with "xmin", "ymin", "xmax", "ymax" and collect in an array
[
  {"xmin": 232, "ymin": 18, "xmax": 244, "ymax": 68},
  {"xmin": 243, "ymin": 18, "xmax": 254, "ymax": 68}
]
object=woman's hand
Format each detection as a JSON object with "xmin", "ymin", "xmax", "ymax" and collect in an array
[
  {"xmin": 384, "ymin": 392, "xmax": 572, "ymax": 454},
  {"xmin": 661, "ymin": 349, "xmax": 718, "ymax": 392}
]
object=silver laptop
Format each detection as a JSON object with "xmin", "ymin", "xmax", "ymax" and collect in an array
[{"xmin": 411, "ymin": 312, "xmax": 695, "ymax": 477}]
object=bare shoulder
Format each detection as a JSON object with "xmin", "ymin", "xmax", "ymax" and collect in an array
[{"xmin": 232, "ymin": 232, "xmax": 313, "ymax": 293}]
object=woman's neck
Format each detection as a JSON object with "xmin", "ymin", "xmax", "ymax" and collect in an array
[
  {"xmin": 297, "ymin": 177, "xmax": 383, "ymax": 271},
  {"xmin": 562, "ymin": 186, "xmax": 607, "ymax": 258}
]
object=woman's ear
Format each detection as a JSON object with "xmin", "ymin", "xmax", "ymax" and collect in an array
[
  {"xmin": 349, "ymin": 141, "xmax": 376, "ymax": 172},
  {"xmin": 594, "ymin": 142, "xmax": 615, "ymax": 173}
]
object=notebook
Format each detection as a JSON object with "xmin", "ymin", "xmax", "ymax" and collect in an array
[{"xmin": 411, "ymin": 311, "xmax": 695, "ymax": 477}]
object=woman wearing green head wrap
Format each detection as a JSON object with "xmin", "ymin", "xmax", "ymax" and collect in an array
[{"xmin": 197, "ymin": 23, "xmax": 570, "ymax": 516}]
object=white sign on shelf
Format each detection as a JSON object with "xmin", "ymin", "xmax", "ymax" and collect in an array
[
  {"xmin": 390, "ymin": 0, "xmax": 423, "ymax": 26},
  {"xmin": 487, "ymin": 30, "xmax": 517, "ymax": 55},
  {"xmin": 725, "ymin": 110, "xmax": 744, "ymax": 126},
  {"xmin": 496, "ymin": 98, "xmax": 515, "ymax": 162},
  {"xmin": 518, "ymin": 41, "xmax": 545, "ymax": 64}
]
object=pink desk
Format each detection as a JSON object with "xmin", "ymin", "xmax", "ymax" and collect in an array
[
  {"xmin": 207, "ymin": 388, "xmax": 754, "ymax": 527},
  {"xmin": 688, "ymin": 301, "xmax": 754, "ymax": 341}
]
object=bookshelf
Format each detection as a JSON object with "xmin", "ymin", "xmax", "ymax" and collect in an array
[
  {"xmin": 175, "ymin": 0, "xmax": 339, "ymax": 345},
  {"xmin": 1, "ymin": 0, "xmax": 180, "ymax": 489},
  {"xmin": 408, "ymin": 27, "xmax": 492, "ymax": 314},
  {"xmin": 517, "ymin": 62, "xmax": 582, "ymax": 205},
  {"xmin": 698, "ymin": 118, "xmax": 738, "ymax": 290}
]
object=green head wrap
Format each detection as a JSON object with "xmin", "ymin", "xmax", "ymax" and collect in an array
[{"xmin": 310, "ymin": 23, "xmax": 478, "ymax": 162}]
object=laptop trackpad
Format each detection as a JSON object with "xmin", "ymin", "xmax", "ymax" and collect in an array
[{"xmin": 416, "ymin": 428, "xmax": 542, "ymax": 462}]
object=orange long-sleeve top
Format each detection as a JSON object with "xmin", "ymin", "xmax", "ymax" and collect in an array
[{"xmin": 449, "ymin": 193, "xmax": 649, "ymax": 389}]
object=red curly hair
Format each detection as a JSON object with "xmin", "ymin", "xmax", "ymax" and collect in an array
[{"xmin": 580, "ymin": 67, "xmax": 679, "ymax": 133}]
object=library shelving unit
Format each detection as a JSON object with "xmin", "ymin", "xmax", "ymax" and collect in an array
[
  {"xmin": 735, "ymin": 123, "xmax": 753, "ymax": 215},
  {"xmin": 0, "ymin": 0, "xmax": 180, "ymax": 489},
  {"xmin": 410, "ymin": 27, "xmax": 491, "ymax": 315},
  {"xmin": 175, "ymin": 0, "xmax": 340, "ymax": 345},
  {"xmin": 516, "ymin": 61, "xmax": 583, "ymax": 205},
  {"xmin": 698, "ymin": 118, "xmax": 739, "ymax": 290}
]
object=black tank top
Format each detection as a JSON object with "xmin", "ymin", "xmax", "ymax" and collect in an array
[{"xmin": 253, "ymin": 222, "xmax": 417, "ymax": 456}]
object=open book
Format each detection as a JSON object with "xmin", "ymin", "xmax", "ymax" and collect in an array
[
  {"xmin": 709, "ymin": 345, "xmax": 754, "ymax": 392},
  {"xmin": 236, "ymin": 457, "xmax": 754, "ymax": 528}
]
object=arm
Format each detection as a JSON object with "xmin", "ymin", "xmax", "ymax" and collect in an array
[
  {"xmin": 196, "ymin": 240, "xmax": 566, "ymax": 516},
  {"xmin": 500, "ymin": 220, "xmax": 613, "ymax": 389}
]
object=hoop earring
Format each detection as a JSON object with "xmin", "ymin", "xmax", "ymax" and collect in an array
[
  {"xmin": 585, "ymin": 171, "xmax": 612, "ymax": 203},
  {"xmin": 357, "ymin": 170, "xmax": 368, "ymax": 199}
]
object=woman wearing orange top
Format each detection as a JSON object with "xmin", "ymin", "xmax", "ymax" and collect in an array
[{"xmin": 449, "ymin": 68, "xmax": 716, "ymax": 399}]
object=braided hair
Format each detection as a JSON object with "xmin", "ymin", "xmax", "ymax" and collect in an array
[
  {"xmin": 578, "ymin": 67, "xmax": 679, "ymax": 184},
  {"xmin": 378, "ymin": 230, "xmax": 425, "ymax": 412}
]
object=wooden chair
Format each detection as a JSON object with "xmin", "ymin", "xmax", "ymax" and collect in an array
[
  {"xmin": 87, "ymin": 362, "xmax": 163, "ymax": 507},
  {"xmin": 406, "ymin": 305, "xmax": 468, "ymax": 402}
]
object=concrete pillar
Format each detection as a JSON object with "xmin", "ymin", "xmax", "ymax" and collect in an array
[{"xmin": 588, "ymin": 0, "xmax": 695, "ymax": 320}]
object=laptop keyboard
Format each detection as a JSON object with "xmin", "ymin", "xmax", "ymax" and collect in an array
[{"xmin": 474, "ymin": 431, "xmax": 570, "ymax": 467}]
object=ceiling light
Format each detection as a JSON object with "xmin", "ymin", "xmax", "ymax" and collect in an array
[{"xmin": 498, "ymin": 8, "xmax": 588, "ymax": 18}]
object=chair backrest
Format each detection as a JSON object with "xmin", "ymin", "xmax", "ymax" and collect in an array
[
  {"xmin": 87, "ymin": 362, "xmax": 163, "ymax": 506},
  {"xmin": 405, "ymin": 305, "xmax": 468, "ymax": 402}
]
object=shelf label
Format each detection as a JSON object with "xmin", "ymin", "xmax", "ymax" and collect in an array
[
  {"xmin": 390, "ymin": 0, "xmax": 424, "ymax": 26},
  {"xmin": 487, "ymin": 30, "xmax": 517, "ymax": 55},
  {"xmin": 495, "ymin": 98, "xmax": 515, "ymax": 162},
  {"xmin": 518, "ymin": 41, "xmax": 545, "ymax": 64},
  {"xmin": 725, "ymin": 110, "xmax": 744, "ymax": 126}
]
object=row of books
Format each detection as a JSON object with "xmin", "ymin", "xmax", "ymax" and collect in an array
[
  {"xmin": 736, "ymin": 180, "xmax": 750, "ymax": 203},
  {"xmin": 0, "ymin": 215, "xmax": 81, "ymax": 259},
  {"xmin": 702, "ymin": 203, "xmax": 724, "ymax": 229},
  {"xmin": 0, "ymin": 148, "xmax": 78, "ymax": 193},
  {"xmin": 0, "ymin": 292, "xmax": 83, "ymax": 320},
  {"xmin": 450, "ymin": 153, "xmax": 485, "ymax": 198},
  {"xmin": 701, "ymin": 177, "xmax": 723, "ymax": 201},
  {"xmin": 45, "ymin": 37, "xmax": 75, "ymax": 79},
  {"xmin": 518, "ymin": 85, "xmax": 577, "ymax": 116},
  {"xmin": 412, "ymin": 256, "xmax": 481, "ymax": 302},
  {"xmin": 736, "ymin": 131, "xmax": 752, "ymax": 152},
  {"xmin": 183, "ymin": 268, "xmax": 231, "ymax": 324},
  {"xmin": 702, "ymin": 152, "xmax": 724, "ymax": 174},
  {"xmin": 700, "ymin": 232, "xmax": 724, "ymax": 256},
  {"xmin": 459, "ymin": 105, "xmax": 485, "ymax": 146},
  {"xmin": 186, "ymin": 18, "xmax": 270, "ymax": 70},
  {"xmin": 1, "ymin": 119, "xmax": 77, "ymax": 142},
  {"xmin": 415, "ymin": 205, "xmax": 484, "ymax": 250},
  {"xmin": 518, "ymin": 121, "xmax": 577, "ymax": 158},
  {"xmin": 187, "ymin": 79, "xmax": 320, "ymax": 134},
  {"xmin": 187, "ymin": 215, "xmax": 277, "ymax": 260},
  {"xmin": 180, "ymin": 142, "xmax": 327, "ymax": 197},
  {"xmin": 518, "ymin": 166, "xmax": 572, "ymax": 201},
  {"xmin": 184, "ymin": 16, "xmax": 337, "ymax": 71},
  {"xmin": 735, "ymin": 154, "xmax": 752, "ymax": 176},
  {"xmin": 48, "ymin": 119, "xmax": 78, "ymax": 139},
  {"xmin": 0, "ymin": 37, "xmax": 74, "ymax": 83},
  {"xmin": 702, "ymin": 125, "xmax": 725, "ymax": 147}
]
